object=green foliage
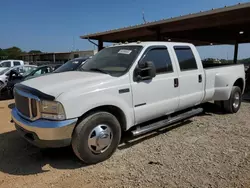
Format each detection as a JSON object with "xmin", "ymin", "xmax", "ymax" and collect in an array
[
  {"xmin": 0, "ymin": 47, "xmax": 43, "ymax": 60},
  {"xmin": 239, "ymin": 58, "xmax": 250, "ymax": 65},
  {"xmin": 203, "ymin": 58, "xmax": 250, "ymax": 65},
  {"xmin": 220, "ymin": 59, "xmax": 233, "ymax": 64},
  {"xmin": 4, "ymin": 47, "xmax": 22, "ymax": 59},
  {"xmin": 28, "ymin": 50, "xmax": 42, "ymax": 54},
  {"xmin": 0, "ymin": 48, "xmax": 8, "ymax": 60}
]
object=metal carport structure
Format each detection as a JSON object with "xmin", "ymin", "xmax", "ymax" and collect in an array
[{"xmin": 80, "ymin": 2, "xmax": 250, "ymax": 63}]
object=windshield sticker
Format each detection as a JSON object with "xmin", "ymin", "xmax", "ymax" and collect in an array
[
  {"xmin": 118, "ymin": 49, "xmax": 132, "ymax": 55},
  {"xmin": 72, "ymin": 61, "xmax": 78, "ymax": 64}
]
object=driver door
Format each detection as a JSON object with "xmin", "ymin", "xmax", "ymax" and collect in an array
[{"xmin": 131, "ymin": 46, "xmax": 180, "ymax": 124}]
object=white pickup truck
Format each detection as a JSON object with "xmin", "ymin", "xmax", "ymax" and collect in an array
[
  {"xmin": 11, "ymin": 42, "xmax": 245, "ymax": 164},
  {"xmin": 0, "ymin": 60, "xmax": 25, "ymax": 72}
]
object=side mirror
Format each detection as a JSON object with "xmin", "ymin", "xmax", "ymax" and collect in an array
[{"xmin": 135, "ymin": 61, "xmax": 156, "ymax": 82}]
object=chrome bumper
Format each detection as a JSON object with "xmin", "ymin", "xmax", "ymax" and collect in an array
[{"xmin": 11, "ymin": 108, "xmax": 78, "ymax": 148}]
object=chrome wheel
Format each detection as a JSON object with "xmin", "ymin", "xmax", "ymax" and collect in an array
[
  {"xmin": 88, "ymin": 124, "xmax": 113, "ymax": 154},
  {"xmin": 233, "ymin": 92, "xmax": 240, "ymax": 109}
]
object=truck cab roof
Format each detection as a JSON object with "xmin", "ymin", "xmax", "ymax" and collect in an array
[{"xmin": 110, "ymin": 41, "xmax": 193, "ymax": 48}]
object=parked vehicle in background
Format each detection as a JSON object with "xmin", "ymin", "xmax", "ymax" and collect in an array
[
  {"xmin": 5, "ymin": 65, "xmax": 58, "ymax": 95},
  {"xmin": 11, "ymin": 42, "xmax": 245, "ymax": 164},
  {"xmin": 0, "ymin": 60, "xmax": 25, "ymax": 72},
  {"xmin": 5, "ymin": 59, "xmax": 88, "ymax": 96},
  {"xmin": 0, "ymin": 65, "xmax": 37, "ymax": 92},
  {"xmin": 52, "ymin": 64, "xmax": 62, "ymax": 71},
  {"xmin": 53, "ymin": 56, "xmax": 91, "ymax": 73}
]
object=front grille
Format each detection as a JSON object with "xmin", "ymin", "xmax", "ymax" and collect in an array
[
  {"xmin": 15, "ymin": 92, "xmax": 30, "ymax": 117},
  {"xmin": 14, "ymin": 90, "xmax": 39, "ymax": 120},
  {"xmin": 31, "ymin": 99, "xmax": 37, "ymax": 117}
]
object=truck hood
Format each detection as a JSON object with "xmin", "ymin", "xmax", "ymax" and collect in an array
[{"xmin": 21, "ymin": 71, "xmax": 113, "ymax": 98}]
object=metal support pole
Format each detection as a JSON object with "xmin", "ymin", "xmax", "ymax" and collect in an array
[
  {"xmin": 98, "ymin": 39, "xmax": 103, "ymax": 51},
  {"xmin": 53, "ymin": 53, "xmax": 56, "ymax": 63},
  {"xmin": 88, "ymin": 38, "xmax": 98, "ymax": 47},
  {"xmin": 233, "ymin": 42, "xmax": 239, "ymax": 64},
  {"xmin": 156, "ymin": 29, "xmax": 161, "ymax": 41}
]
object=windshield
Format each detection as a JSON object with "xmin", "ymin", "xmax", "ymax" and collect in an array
[
  {"xmin": 54, "ymin": 58, "xmax": 89, "ymax": 73},
  {"xmin": 79, "ymin": 45, "xmax": 142, "ymax": 77},
  {"xmin": 0, "ymin": 68, "xmax": 11, "ymax": 75},
  {"xmin": 22, "ymin": 67, "xmax": 37, "ymax": 77}
]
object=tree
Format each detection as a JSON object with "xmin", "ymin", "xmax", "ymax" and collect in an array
[
  {"xmin": 0, "ymin": 48, "xmax": 8, "ymax": 60},
  {"xmin": 5, "ymin": 47, "xmax": 22, "ymax": 59},
  {"xmin": 0, "ymin": 47, "xmax": 44, "ymax": 60},
  {"xmin": 239, "ymin": 58, "xmax": 250, "ymax": 65},
  {"xmin": 28, "ymin": 50, "xmax": 42, "ymax": 54}
]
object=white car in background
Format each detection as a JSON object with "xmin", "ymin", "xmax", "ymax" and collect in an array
[
  {"xmin": 0, "ymin": 65, "xmax": 37, "ymax": 91},
  {"xmin": 0, "ymin": 60, "xmax": 25, "ymax": 72}
]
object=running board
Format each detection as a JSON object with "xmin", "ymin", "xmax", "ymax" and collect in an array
[{"xmin": 131, "ymin": 108, "xmax": 203, "ymax": 137}]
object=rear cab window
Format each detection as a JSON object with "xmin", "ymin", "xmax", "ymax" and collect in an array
[
  {"xmin": 14, "ymin": 61, "xmax": 21, "ymax": 66},
  {"xmin": 174, "ymin": 46, "xmax": 198, "ymax": 71}
]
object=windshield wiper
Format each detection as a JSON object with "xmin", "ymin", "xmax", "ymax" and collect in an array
[{"xmin": 88, "ymin": 68, "xmax": 109, "ymax": 74}]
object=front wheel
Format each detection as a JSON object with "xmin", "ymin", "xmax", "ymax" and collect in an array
[{"xmin": 72, "ymin": 111, "xmax": 121, "ymax": 164}]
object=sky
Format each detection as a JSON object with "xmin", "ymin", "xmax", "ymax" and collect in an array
[{"xmin": 0, "ymin": 0, "xmax": 250, "ymax": 59}]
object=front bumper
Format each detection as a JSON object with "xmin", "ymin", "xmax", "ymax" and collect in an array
[{"xmin": 11, "ymin": 108, "xmax": 78, "ymax": 148}]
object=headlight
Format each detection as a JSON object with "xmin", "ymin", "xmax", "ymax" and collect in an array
[{"xmin": 40, "ymin": 100, "xmax": 66, "ymax": 120}]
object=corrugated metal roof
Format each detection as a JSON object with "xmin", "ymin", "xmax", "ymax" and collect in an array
[
  {"xmin": 21, "ymin": 50, "xmax": 94, "ymax": 56},
  {"xmin": 80, "ymin": 2, "xmax": 250, "ymax": 40}
]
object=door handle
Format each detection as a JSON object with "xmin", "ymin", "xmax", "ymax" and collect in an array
[
  {"xmin": 198, "ymin": 75, "xmax": 202, "ymax": 83},
  {"xmin": 174, "ymin": 78, "xmax": 179, "ymax": 87}
]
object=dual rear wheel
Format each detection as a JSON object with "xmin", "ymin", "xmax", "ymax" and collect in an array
[{"xmin": 215, "ymin": 86, "xmax": 242, "ymax": 113}]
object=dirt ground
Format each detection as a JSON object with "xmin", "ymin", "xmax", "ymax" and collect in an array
[{"xmin": 1, "ymin": 99, "xmax": 250, "ymax": 188}]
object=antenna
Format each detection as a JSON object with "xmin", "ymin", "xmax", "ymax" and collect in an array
[
  {"xmin": 72, "ymin": 36, "xmax": 75, "ymax": 52},
  {"xmin": 142, "ymin": 9, "xmax": 146, "ymax": 23}
]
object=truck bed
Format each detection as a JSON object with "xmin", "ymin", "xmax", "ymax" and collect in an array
[
  {"xmin": 202, "ymin": 64, "xmax": 245, "ymax": 102},
  {"xmin": 202, "ymin": 62, "xmax": 238, "ymax": 69}
]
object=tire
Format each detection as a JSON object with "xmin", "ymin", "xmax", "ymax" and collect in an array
[
  {"xmin": 214, "ymin": 101, "xmax": 223, "ymax": 108},
  {"xmin": 72, "ymin": 111, "xmax": 121, "ymax": 164},
  {"xmin": 9, "ymin": 87, "xmax": 14, "ymax": 98},
  {"xmin": 223, "ymin": 86, "xmax": 242, "ymax": 113},
  {"xmin": 0, "ymin": 81, "xmax": 4, "ymax": 90}
]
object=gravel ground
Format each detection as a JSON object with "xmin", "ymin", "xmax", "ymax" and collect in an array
[{"xmin": 0, "ymin": 99, "xmax": 250, "ymax": 188}]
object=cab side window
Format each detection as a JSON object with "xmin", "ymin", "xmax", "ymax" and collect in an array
[
  {"xmin": 1, "ymin": 61, "xmax": 11, "ymax": 67},
  {"xmin": 142, "ymin": 48, "xmax": 173, "ymax": 74},
  {"xmin": 174, "ymin": 46, "xmax": 198, "ymax": 71},
  {"xmin": 14, "ymin": 61, "xmax": 21, "ymax": 66},
  {"xmin": 13, "ymin": 67, "xmax": 24, "ymax": 74}
]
